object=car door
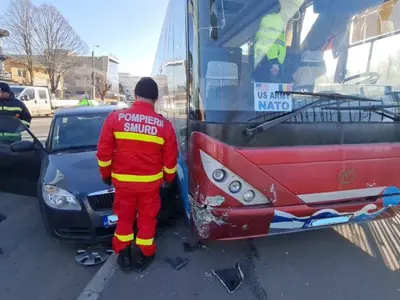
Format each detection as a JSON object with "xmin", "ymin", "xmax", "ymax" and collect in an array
[
  {"xmin": 0, "ymin": 116, "xmax": 44, "ymax": 197},
  {"xmin": 37, "ymin": 89, "xmax": 51, "ymax": 115}
]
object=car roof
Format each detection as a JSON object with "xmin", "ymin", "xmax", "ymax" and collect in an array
[{"xmin": 54, "ymin": 105, "xmax": 122, "ymax": 117}]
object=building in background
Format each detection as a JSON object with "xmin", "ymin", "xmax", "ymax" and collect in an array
[
  {"xmin": 63, "ymin": 55, "xmax": 120, "ymax": 100},
  {"xmin": 119, "ymin": 72, "xmax": 168, "ymax": 105},
  {"xmin": 118, "ymin": 73, "xmax": 142, "ymax": 100},
  {"xmin": 4, "ymin": 57, "xmax": 50, "ymax": 86}
]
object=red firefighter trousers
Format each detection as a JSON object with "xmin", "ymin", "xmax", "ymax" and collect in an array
[{"xmin": 112, "ymin": 187, "xmax": 161, "ymax": 256}]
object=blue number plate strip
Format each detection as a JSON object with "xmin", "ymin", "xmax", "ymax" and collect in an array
[
  {"xmin": 103, "ymin": 214, "xmax": 118, "ymax": 227},
  {"xmin": 305, "ymin": 215, "xmax": 353, "ymax": 228}
]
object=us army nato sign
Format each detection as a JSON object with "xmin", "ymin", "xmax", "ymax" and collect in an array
[{"xmin": 254, "ymin": 82, "xmax": 293, "ymax": 112}]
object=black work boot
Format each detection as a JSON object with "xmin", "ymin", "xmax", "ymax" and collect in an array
[
  {"xmin": 117, "ymin": 246, "xmax": 134, "ymax": 273},
  {"xmin": 131, "ymin": 248, "xmax": 155, "ymax": 273}
]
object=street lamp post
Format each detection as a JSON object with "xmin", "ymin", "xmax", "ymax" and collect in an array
[{"xmin": 91, "ymin": 45, "xmax": 99, "ymax": 99}]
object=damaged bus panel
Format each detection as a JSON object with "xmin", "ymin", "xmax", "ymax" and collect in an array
[{"xmin": 152, "ymin": 0, "xmax": 400, "ymax": 240}]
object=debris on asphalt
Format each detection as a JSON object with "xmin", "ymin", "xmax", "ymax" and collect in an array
[
  {"xmin": 0, "ymin": 213, "xmax": 6, "ymax": 223},
  {"xmin": 0, "ymin": 248, "xmax": 3, "ymax": 255},
  {"xmin": 212, "ymin": 261, "xmax": 244, "ymax": 294},
  {"xmin": 248, "ymin": 241, "xmax": 259, "ymax": 261},
  {"xmin": 183, "ymin": 241, "xmax": 208, "ymax": 252},
  {"xmin": 164, "ymin": 256, "xmax": 189, "ymax": 270}
]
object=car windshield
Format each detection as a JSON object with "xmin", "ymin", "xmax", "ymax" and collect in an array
[
  {"xmin": 10, "ymin": 87, "xmax": 24, "ymax": 97},
  {"xmin": 187, "ymin": 0, "xmax": 400, "ymax": 123},
  {"xmin": 49, "ymin": 113, "xmax": 109, "ymax": 152}
]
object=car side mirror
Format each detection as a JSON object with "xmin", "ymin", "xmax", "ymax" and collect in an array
[
  {"xmin": 11, "ymin": 140, "xmax": 35, "ymax": 152},
  {"xmin": 20, "ymin": 95, "xmax": 28, "ymax": 101}
]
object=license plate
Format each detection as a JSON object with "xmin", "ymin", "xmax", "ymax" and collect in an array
[
  {"xmin": 306, "ymin": 215, "xmax": 353, "ymax": 228},
  {"xmin": 103, "ymin": 214, "xmax": 118, "ymax": 227}
]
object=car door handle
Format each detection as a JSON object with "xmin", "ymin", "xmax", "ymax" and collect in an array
[{"xmin": 34, "ymin": 100, "xmax": 37, "ymax": 104}]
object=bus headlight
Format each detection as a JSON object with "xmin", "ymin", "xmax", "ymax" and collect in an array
[
  {"xmin": 243, "ymin": 190, "xmax": 256, "ymax": 202},
  {"xmin": 42, "ymin": 185, "xmax": 82, "ymax": 211},
  {"xmin": 212, "ymin": 169, "xmax": 226, "ymax": 182},
  {"xmin": 229, "ymin": 181, "xmax": 242, "ymax": 194},
  {"xmin": 200, "ymin": 150, "xmax": 270, "ymax": 206}
]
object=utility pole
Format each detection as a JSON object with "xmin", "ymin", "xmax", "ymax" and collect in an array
[
  {"xmin": 91, "ymin": 50, "xmax": 95, "ymax": 99},
  {"xmin": 91, "ymin": 45, "xmax": 99, "ymax": 99}
]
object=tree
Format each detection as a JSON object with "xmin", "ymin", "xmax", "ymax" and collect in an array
[
  {"xmin": 33, "ymin": 3, "xmax": 87, "ymax": 93},
  {"xmin": 1, "ymin": 0, "xmax": 36, "ymax": 85},
  {"xmin": 95, "ymin": 75, "xmax": 112, "ymax": 101}
]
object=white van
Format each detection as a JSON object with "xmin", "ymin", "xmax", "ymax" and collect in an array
[{"xmin": 9, "ymin": 85, "xmax": 53, "ymax": 117}]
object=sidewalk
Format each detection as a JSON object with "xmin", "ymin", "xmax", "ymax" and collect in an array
[{"xmin": 79, "ymin": 219, "xmax": 400, "ymax": 300}]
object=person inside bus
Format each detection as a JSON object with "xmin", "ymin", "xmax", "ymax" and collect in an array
[{"xmin": 252, "ymin": 0, "xmax": 306, "ymax": 83}]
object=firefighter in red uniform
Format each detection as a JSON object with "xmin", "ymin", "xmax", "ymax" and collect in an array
[{"xmin": 96, "ymin": 77, "xmax": 178, "ymax": 272}]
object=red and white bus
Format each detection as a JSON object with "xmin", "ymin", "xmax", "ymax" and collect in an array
[{"xmin": 152, "ymin": 0, "xmax": 400, "ymax": 240}]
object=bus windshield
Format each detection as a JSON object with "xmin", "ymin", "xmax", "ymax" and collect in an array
[{"xmin": 191, "ymin": 0, "xmax": 400, "ymax": 123}]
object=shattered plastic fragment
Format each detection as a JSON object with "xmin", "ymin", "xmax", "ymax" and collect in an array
[
  {"xmin": 0, "ymin": 213, "xmax": 6, "ymax": 223},
  {"xmin": 205, "ymin": 195, "xmax": 225, "ymax": 207},
  {"xmin": 164, "ymin": 257, "xmax": 189, "ymax": 270},
  {"xmin": 212, "ymin": 261, "xmax": 244, "ymax": 294},
  {"xmin": 183, "ymin": 241, "xmax": 208, "ymax": 252}
]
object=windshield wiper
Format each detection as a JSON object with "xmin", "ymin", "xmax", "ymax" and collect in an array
[
  {"xmin": 50, "ymin": 145, "xmax": 97, "ymax": 153},
  {"xmin": 244, "ymin": 91, "xmax": 383, "ymax": 137},
  {"xmin": 321, "ymin": 104, "xmax": 400, "ymax": 121}
]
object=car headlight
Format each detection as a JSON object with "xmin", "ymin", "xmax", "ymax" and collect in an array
[{"xmin": 42, "ymin": 185, "xmax": 82, "ymax": 211}]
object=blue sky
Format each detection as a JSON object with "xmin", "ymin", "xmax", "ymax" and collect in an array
[{"xmin": 1, "ymin": 0, "xmax": 169, "ymax": 76}]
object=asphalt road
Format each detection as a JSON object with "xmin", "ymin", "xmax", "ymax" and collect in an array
[
  {"xmin": 101, "ymin": 217, "xmax": 400, "ymax": 300},
  {"xmin": 0, "ymin": 117, "xmax": 99, "ymax": 300}
]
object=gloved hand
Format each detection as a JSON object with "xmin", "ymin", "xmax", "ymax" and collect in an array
[{"xmin": 102, "ymin": 177, "xmax": 112, "ymax": 186}]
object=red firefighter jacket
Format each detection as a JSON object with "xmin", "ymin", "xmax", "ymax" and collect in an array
[{"xmin": 96, "ymin": 101, "xmax": 178, "ymax": 190}]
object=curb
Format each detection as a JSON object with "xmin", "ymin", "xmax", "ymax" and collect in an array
[{"xmin": 75, "ymin": 252, "xmax": 118, "ymax": 300}]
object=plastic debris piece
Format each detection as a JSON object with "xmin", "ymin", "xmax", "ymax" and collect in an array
[
  {"xmin": 164, "ymin": 256, "xmax": 189, "ymax": 270},
  {"xmin": 183, "ymin": 241, "xmax": 208, "ymax": 252},
  {"xmin": 0, "ymin": 248, "xmax": 3, "ymax": 255},
  {"xmin": 212, "ymin": 261, "xmax": 244, "ymax": 294},
  {"xmin": 0, "ymin": 213, "xmax": 6, "ymax": 223}
]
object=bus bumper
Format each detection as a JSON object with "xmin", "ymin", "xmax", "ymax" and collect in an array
[{"xmin": 190, "ymin": 199, "xmax": 399, "ymax": 240}]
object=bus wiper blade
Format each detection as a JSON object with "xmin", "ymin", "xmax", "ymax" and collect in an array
[
  {"xmin": 283, "ymin": 91, "xmax": 383, "ymax": 102},
  {"xmin": 322, "ymin": 104, "xmax": 400, "ymax": 121},
  {"xmin": 244, "ymin": 92, "xmax": 382, "ymax": 137}
]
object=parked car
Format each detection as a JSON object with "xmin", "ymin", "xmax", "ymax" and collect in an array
[
  {"xmin": 108, "ymin": 101, "xmax": 129, "ymax": 109},
  {"xmin": 10, "ymin": 85, "xmax": 53, "ymax": 117},
  {"xmin": 0, "ymin": 106, "xmax": 180, "ymax": 244}
]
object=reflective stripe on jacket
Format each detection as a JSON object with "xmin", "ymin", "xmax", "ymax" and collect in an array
[
  {"xmin": 0, "ymin": 97, "xmax": 32, "ymax": 142},
  {"xmin": 254, "ymin": 0, "xmax": 305, "ymax": 67},
  {"xmin": 254, "ymin": 13, "xmax": 286, "ymax": 67},
  {"xmin": 96, "ymin": 101, "xmax": 178, "ymax": 189},
  {"xmin": 78, "ymin": 99, "xmax": 91, "ymax": 106},
  {"xmin": 0, "ymin": 98, "xmax": 32, "ymax": 128}
]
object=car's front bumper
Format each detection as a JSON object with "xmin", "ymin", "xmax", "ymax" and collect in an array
[
  {"xmin": 39, "ymin": 184, "xmax": 178, "ymax": 244},
  {"xmin": 40, "ymin": 193, "xmax": 115, "ymax": 244}
]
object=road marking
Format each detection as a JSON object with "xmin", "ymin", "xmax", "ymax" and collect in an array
[{"xmin": 75, "ymin": 253, "xmax": 118, "ymax": 300}]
